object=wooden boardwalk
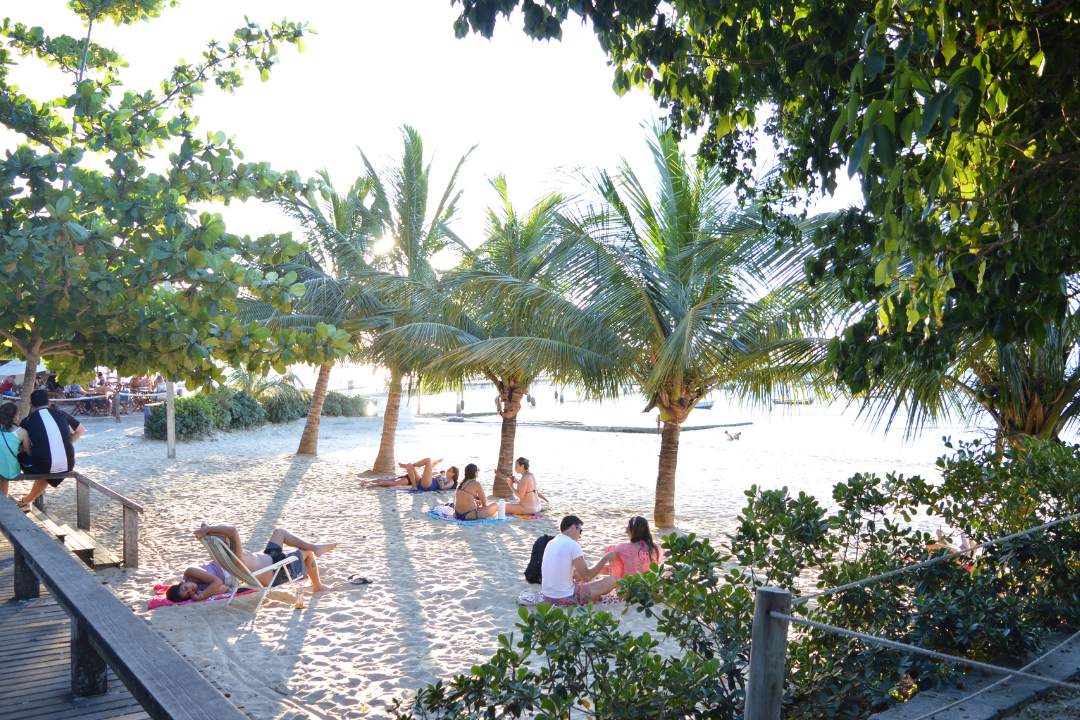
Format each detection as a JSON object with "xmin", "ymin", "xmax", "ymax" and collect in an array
[{"xmin": 0, "ymin": 539, "xmax": 147, "ymax": 720}]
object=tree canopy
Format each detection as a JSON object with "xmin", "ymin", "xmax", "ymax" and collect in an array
[
  {"xmin": 0, "ymin": 0, "xmax": 349, "ymax": 413},
  {"xmin": 451, "ymin": 0, "xmax": 1080, "ymax": 396}
]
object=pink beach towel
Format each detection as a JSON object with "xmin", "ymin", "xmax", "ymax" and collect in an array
[{"xmin": 148, "ymin": 584, "xmax": 257, "ymax": 610}]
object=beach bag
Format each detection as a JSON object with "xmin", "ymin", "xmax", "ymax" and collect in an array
[{"xmin": 524, "ymin": 534, "xmax": 554, "ymax": 585}]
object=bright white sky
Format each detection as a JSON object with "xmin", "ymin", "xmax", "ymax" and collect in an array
[{"xmin": 4, "ymin": 0, "xmax": 859, "ymax": 258}]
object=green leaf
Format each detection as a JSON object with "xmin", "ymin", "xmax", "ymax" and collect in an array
[
  {"xmin": 847, "ymin": 129, "xmax": 872, "ymax": 178},
  {"xmin": 864, "ymin": 51, "xmax": 886, "ymax": 80},
  {"xmin": 918, "ymin": 94, "xmax": 944, "ymax": 140}
]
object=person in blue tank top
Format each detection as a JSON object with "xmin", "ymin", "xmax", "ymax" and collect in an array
[{"xmin": 0, "ymin": 402, "xmax": 29, "ymax": 499}]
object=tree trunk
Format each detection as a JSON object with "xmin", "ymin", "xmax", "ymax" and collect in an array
[
  {"xmin": 372, "ymin": 367, "xmax": 403, "ymax": 473},
  {"xmin": 17, "ymin": 348, "xmax": 39, "ymax": 421},
  {"xmin": 296, "ymin": 364, "xmax": 331, "ymax": 455},
  {"xmin": 493, "ymin": 412, "xmax": 518, "ymax": 497},
  {"xmin": 491, "ymin": 376, "xmax": 525, "ymax": 497},
  {"xmin": 654, "ymin": 421, "xmax": 681, "ymax": 529}
]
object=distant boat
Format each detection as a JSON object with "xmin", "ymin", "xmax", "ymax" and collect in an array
[
  {"xmin": 773, "ymin": 399, "xmax": 814, "ymax": 405},
  {"xmin": 697, "ymin": 394, "xmax": 715, "ymax": 410}
]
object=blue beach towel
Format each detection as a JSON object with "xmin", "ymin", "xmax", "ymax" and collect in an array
[{"xmin": 424, "ymin": 508, "xmax": 513, "ymax": 526}]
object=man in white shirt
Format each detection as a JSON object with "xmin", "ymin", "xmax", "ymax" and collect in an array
[{"xmin": 541, "ymin": 514, "xmax": 619, "ymax": 606}]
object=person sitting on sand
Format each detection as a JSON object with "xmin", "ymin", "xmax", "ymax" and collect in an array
[
  {"xmin": 493, "ymin": 456, "xmax": 544, "ymax": 515},
  {"xmin": 454, "ymin": 463, "xmax": 498, "ymax": 521},
  {"xmin": 361, "ymin": 458, "xmax": 457, "ymax": 490},
  {"xmin": 601, "ymin": 516, "xmax": 665, "ymax": 579},
  {"xmin": 165, "ymin": 559, "xmax": 238, "ymax": 602},
  {"xmin": 186, "ymin": 524, "xmax": 337, "ymax": 593},
  {"xmin": 542, "ymin": 514, "xmax": 618, "ymax": 606}
]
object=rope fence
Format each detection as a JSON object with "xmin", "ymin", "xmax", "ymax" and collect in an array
[
  {"xmin": 772, "ymin": 611, "xmax": 1080, "ymax": 692},
  {"xmin": 800, "ymin": 510, "xmax": 1080, "ymax": 602},
  {"xmin": 743, "ymin": 512, "xmax": 1080, "ymax": 720}
]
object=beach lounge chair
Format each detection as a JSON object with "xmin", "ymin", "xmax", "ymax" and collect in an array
[{"xmin": 200, "ymin": 535, "xmax": 303, "ymax": 615}]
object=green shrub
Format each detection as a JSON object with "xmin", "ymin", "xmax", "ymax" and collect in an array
[
  {"xmin": 264, "ymin": 393, "xmax": 308, "ymax": 423},
  {"xmin": 320, "ymin": 391, "xmax": 365, "ymax": 417},
  {"xmin": 228, "ymin": 391, "xmax": 266, "ymax": 429},
  {"xmin": 396, "ymin": 437, "xmax": 1080, "ymax": 720},
  {"xmin": 144, "ymin": 394, "xmax": 224, "ymax": 441}
]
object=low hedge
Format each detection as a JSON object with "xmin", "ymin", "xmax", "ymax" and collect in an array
[
  {"xmin": 263, "ymin": 393, "xmax": 309, "ymax": 424},
  {"xmin": 144, "ymin": 394, "xmax": 226, "ymax": 441},
  {"xmin": 320, "ymin": 391, "xmax": 366, "ymax": 417}
]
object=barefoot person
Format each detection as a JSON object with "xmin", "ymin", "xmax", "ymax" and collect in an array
[
  {"xmin": 190, "ymin": 524, "xmax": 337, "ymax": 592},
  {"xmin": 401, "ymin": 458, "xmax": 458, "ymax": 491},
  {"xmin": 493, "ymin": 456, "xmax": 544, "ymax": 515},
  {"xmin": 542, "ymin": 515, "xmax": 618, "ymax": 606},
  {"xmin": 454, "ymin": 463, "xmax": 498, "ymax": 521}
]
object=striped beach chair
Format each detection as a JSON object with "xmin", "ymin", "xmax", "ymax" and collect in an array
[{"xmin": 200, "ymin": 535, "xmax": 303, "ymax": 615}]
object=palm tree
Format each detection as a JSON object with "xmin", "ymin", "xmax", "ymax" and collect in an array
[
  {"xmin": 542, "ymin": 130, "xmax": 839, "ymax": 527},
  {"xmin": 355, "ymin": 125, "xmax": 475, "ymax": 473},
  {"xmin": 380, "ymin": 177, "xmax": 628, "ymax": 495},
  {"xmin": 857, "ymin": 314, "xmax": 1080, "ymax": 448},
  {"xmin": 244, "ymin": 170, "xmax": 387, "ymax": 455}
]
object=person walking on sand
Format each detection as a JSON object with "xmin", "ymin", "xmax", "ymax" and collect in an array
[
  {"xmin": 493, "ymin": 457, "xmax": 544, "ymax": 515},
  {"xmin": 189, "ymin": 524, "xmax": 337, "ymax": 593},
  {"xmin": 454, "ymin": 463, "xmax": 498, "ymax": 521},
  {"xmin": 541, "ymin": 514, "xmax": 618, "ymax": 606}
]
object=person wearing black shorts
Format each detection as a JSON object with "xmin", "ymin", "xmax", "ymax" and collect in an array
[{"xmin": 16, "ymin": 389, "xmax": 85, "ymax": 508}]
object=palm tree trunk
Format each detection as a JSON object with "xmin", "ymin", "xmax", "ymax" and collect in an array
[
  {"xmin": 493, "ymin": 412, "xmax": 517, "ymax": 497},
  {"xmin": 373, "ymin": 367, "xmax": 403, "ymax": 473},
  {"xmin": 17, "ymin": 348, "xmax": 39, "ymax": 421},
  {"xmin": 654, "ymin": 421, "xmax": 681, "ymax": 528},
  {"xmin": 296, "ymin": 364, "xmax": 331, "ymax": 455}
]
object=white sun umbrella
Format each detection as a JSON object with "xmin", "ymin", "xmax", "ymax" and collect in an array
[{"xmin": 0, "ymin": 359, "xmax": 47, "ymax": 378}]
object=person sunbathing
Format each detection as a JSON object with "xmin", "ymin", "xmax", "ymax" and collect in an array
[
  {"xmin": 454, "ymin": 463, "xmax": 498, "ymax": 521},
  {"xmin": 165, "ymin": 560, "xmax": 238, "ymax": 602},
  {"xmin": 493, "ymin": 456, "xmax": 545, "ymax": 515},
  {"xmin": 179, "ymin": 524, "xmax": 337, "ymax": 594},
  {"xmin": 360, "ymin": 458, "xmax": 457, "ymax": 490}
]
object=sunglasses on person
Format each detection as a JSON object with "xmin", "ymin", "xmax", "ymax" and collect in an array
[{"xmin": 574, "ymin": 525, "xmax": 584, "ymax": 534}]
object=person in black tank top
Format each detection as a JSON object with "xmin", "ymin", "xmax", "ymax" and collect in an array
[{"xmin": 16, "ymin": 390, "xmax": 85, "ymax": 508}]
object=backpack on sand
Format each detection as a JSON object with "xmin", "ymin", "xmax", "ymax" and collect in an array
[{"xmin": 524, "ymin": 534, "xmax": 554, "ymax": 585}]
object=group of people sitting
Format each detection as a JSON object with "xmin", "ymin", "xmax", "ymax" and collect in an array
[
  {"xmin": 540, "ymin": 514, "xmax": 664, "ymax": 606},
  {"xmin": 361, "ymin": 456, "xmax": 545, "ymax": 519},
  {"xmin": 0, "ymin": 390, "xmax": 85, "ymax": 507}
]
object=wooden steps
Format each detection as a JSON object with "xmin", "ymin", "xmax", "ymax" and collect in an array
[{"xmin": 27, "ymin": 506, "xmax": 121, "ymax": 570}]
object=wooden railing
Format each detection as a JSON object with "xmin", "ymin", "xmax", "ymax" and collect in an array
[
  {"xmin": 22, "ymin": 470, "xmax": 143, "ymax": 567},
  {"xmin": 0, "ymin": 498, "xmax": 247, "ymax": 719}
]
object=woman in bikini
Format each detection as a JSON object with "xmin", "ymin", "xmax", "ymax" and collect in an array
[
  {"xmin": 361, "ymin": 458, "xmax": 456, "ymax": 490},
  {"xmin": 454, "ymin": 463, "xmax": 498, "ymax": 521},
  {"xmin": 493, "ymin": 456, "xmax": 544, "ymax": 515}
]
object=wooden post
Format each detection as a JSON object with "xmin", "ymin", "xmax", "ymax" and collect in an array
[
  {"xmin": 71, "ymin": 616, "xmax": 108, "ymax": 696},
  {"xmin": 165, "ymin": 380, "xmax": 176, "ymax": 460},
  {"xmin": 76, "ymin": 479, "xmax": 90, "ymax": 531},
  {"xmin": 745, "ymin": 586, "xmax": 792, "ymax": 720},
  {"xmin": 122, "ymin": 505, "xmax": 138, "ymax": 568},
  {"xmin": 13, "ymin": 546, "xmax": 40, "ymax": 600},
  {"xmin": 33, "ymin": 492, "xmax": 46, "ymax": 513},
  {"xmin": 113, "ymin": 371, "xmax": 121, "ymax": 424}
]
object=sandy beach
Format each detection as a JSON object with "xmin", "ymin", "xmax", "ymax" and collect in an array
[{"xmin": 6, "ymin": 393, "xmax": 973, "ymax": 719}]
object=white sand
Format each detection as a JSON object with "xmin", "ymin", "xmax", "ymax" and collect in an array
[{"xmin": 9, "ymin": 396, "xmax": 963, "ymax": 719}]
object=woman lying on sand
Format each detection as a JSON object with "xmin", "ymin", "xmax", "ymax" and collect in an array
[
  {"xmin": 361, "ymin": 458, "xmax": 458, "ymax": 490},
  {"xmin": 454, "ymin": 463, "xmax": 499, "ymax": 520},
  {"xmin": 493, "ymin": 457, "xmax": 545, "ymax": 515}
]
